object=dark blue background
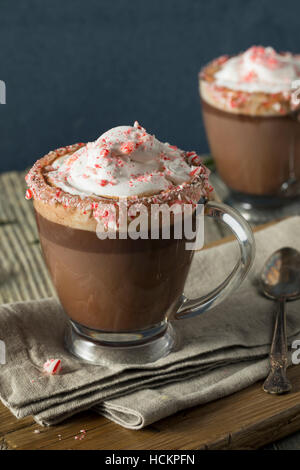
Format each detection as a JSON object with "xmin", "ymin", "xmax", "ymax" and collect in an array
[{"xmin": 1, "ymin": 0, "xmax": 300, "ymax": 171}]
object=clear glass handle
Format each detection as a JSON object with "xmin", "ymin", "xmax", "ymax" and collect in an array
[{"xmin": 175, "ymin": 201, "xmax": 255, "ymax": 320}]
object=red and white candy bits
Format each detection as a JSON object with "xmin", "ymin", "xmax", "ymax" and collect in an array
[
  {"xmin": 25, "ymin": 189, "xmax": 33, "ymax": 200},
  {"xmin": 43, "ymin": 358, "xmax": 62, "ymax": 375},
  {"xmin": 120, "ymin": 141, "xmax": 135, "ymax": 154}
]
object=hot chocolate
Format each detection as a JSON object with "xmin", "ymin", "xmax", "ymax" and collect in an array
[
  {"xmin": 35, "ymin": 213, "xmax": 194, "ymax": 332},
  {"xmin": 200, "ymin": 46, "xmax": 300, "ymax": 211},
  {"xmin": 26, "ymin": 122, "xmax": 211, "ymax": 337},
  {"xmin": 26, "ymin": 122, "xmax": 255, "ymax": 364}
]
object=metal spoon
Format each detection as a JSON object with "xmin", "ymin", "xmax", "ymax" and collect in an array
[{"xmin": 261, "ymin": 247, "xmax": 300, "ymax": 394}]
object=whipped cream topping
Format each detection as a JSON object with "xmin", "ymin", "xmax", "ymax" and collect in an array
[
  {"xmin": 48, "ymin": 122, "xmax": 203, "ymax": 198},
  {"xmin": 214, "ymin": 46, "xmax": 300, "ymax": 94}
]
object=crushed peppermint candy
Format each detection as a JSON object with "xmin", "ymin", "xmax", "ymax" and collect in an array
[
  {"xmin": 40, "ymin": 122, "xmax": 209, "ymax": 199},
  {"xmin": 43, "ymin": 358, "xmax": 62, "ymax": 375},
  {"xmin": 24, "ymin": 124, "xmax": 212, "ymax": 225},
  {"xmin": 200, "ymin": 46, "xmax": 300, "ymax": 116},
  {"xmin": 74, "ymin": 429, "xmax": 87, "ymax": 441},
  {"xmin": 25, "ymin": 189, "xmax": 33, "ymax": 200}
]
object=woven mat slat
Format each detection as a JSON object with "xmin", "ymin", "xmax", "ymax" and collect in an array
[{"xmin": 0, "ymin": 171, "xmax": 55, "ymax": 304}]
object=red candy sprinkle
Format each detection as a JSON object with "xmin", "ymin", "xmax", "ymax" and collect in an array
[
  {"xmin": 189, "ymin": 168, "xmax": 200, "ymax": 177},
  {"xmin": 121, "ymin": 142, "xmax": 135, "ymax": 154},
  {"xmin": 43, "ymin": 358, "xmax": 62, "ymax": 375},
  {"xmin": 100, "ymin": 179, "xmax": 109, "ymax": 186},
  {"xmin": 100, "ymin": 148, "xmax": 109, "ymax": 158},
  {"xmin": 243, "ymin": 70, "xmax": 257, "ymax": 82},
  {"xmin": 25, "ymin": 189, "xmax": 33, "ymax": 200},
  {"xmin": 249, "ymin": 46, "xmax": 280, "ymax": 69}
]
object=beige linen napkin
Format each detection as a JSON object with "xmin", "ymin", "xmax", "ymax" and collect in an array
[{"xmin": 0, "ymin": 217, "xmax": 300, "ymax": 429}]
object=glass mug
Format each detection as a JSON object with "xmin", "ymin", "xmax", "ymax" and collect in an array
[
  {"xmin": 35, "ymin": 201, "xmax": 255, "ymax": 365},
  {"xmin": 201, "ymin": 99, "xmax": 300, "ymax": 222}
]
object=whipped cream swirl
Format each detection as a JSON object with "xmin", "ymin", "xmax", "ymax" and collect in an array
[
  {"xmin": 214, "ymin": 46, "xmax": 300, "ymax": 94},
  {"xmin": 49, "ymin": 122, "xmax": 202, "ymax": 198}
]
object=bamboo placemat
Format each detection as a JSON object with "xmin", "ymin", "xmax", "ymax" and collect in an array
[{"xmin": 0, "ymin": 171, "xmax": 55, "ymax": 304}]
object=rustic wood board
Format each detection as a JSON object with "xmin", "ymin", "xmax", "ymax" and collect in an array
[
  {"xmin": 3, "ymin": 365, "xmax": 300, "ymax": 450},
  {"xmin": 2, "ymin": 219, "xmax": 300, "ymax": 450}
]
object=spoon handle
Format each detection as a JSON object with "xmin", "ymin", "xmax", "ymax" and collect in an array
[{"xmin": 263, "ymin": 299, "xmax": 292, "ymax": 394}]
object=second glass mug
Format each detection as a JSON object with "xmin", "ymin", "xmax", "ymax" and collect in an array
[
  {"xmin": 201, "ymin": 99, "xmax": 300, "ymax": 222},
  {"xmin": 35, "ymin": 200, "xmax": 255, "ymax": 365}
]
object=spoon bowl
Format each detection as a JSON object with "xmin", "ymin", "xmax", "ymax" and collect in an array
[
  {"xmin": 261, "ymin": 247, "xmax": 300, "ymax": 301},
  {"xmin": 261, "ymin": 247, "xmax": 300, "ymax": 395}
]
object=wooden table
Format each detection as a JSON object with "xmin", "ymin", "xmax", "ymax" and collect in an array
[{"xmin": 2, "ymin": 366, "xmax": 300, "ymax": 450}]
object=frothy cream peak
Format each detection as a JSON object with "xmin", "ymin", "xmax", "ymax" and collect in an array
[
  {"xmin": 214, "ymin": 46, "xmax": 300, "ymax": 94},
  {"xmin": 48, "ymin": 122, "xmax": 204, "ymax": 198}
]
